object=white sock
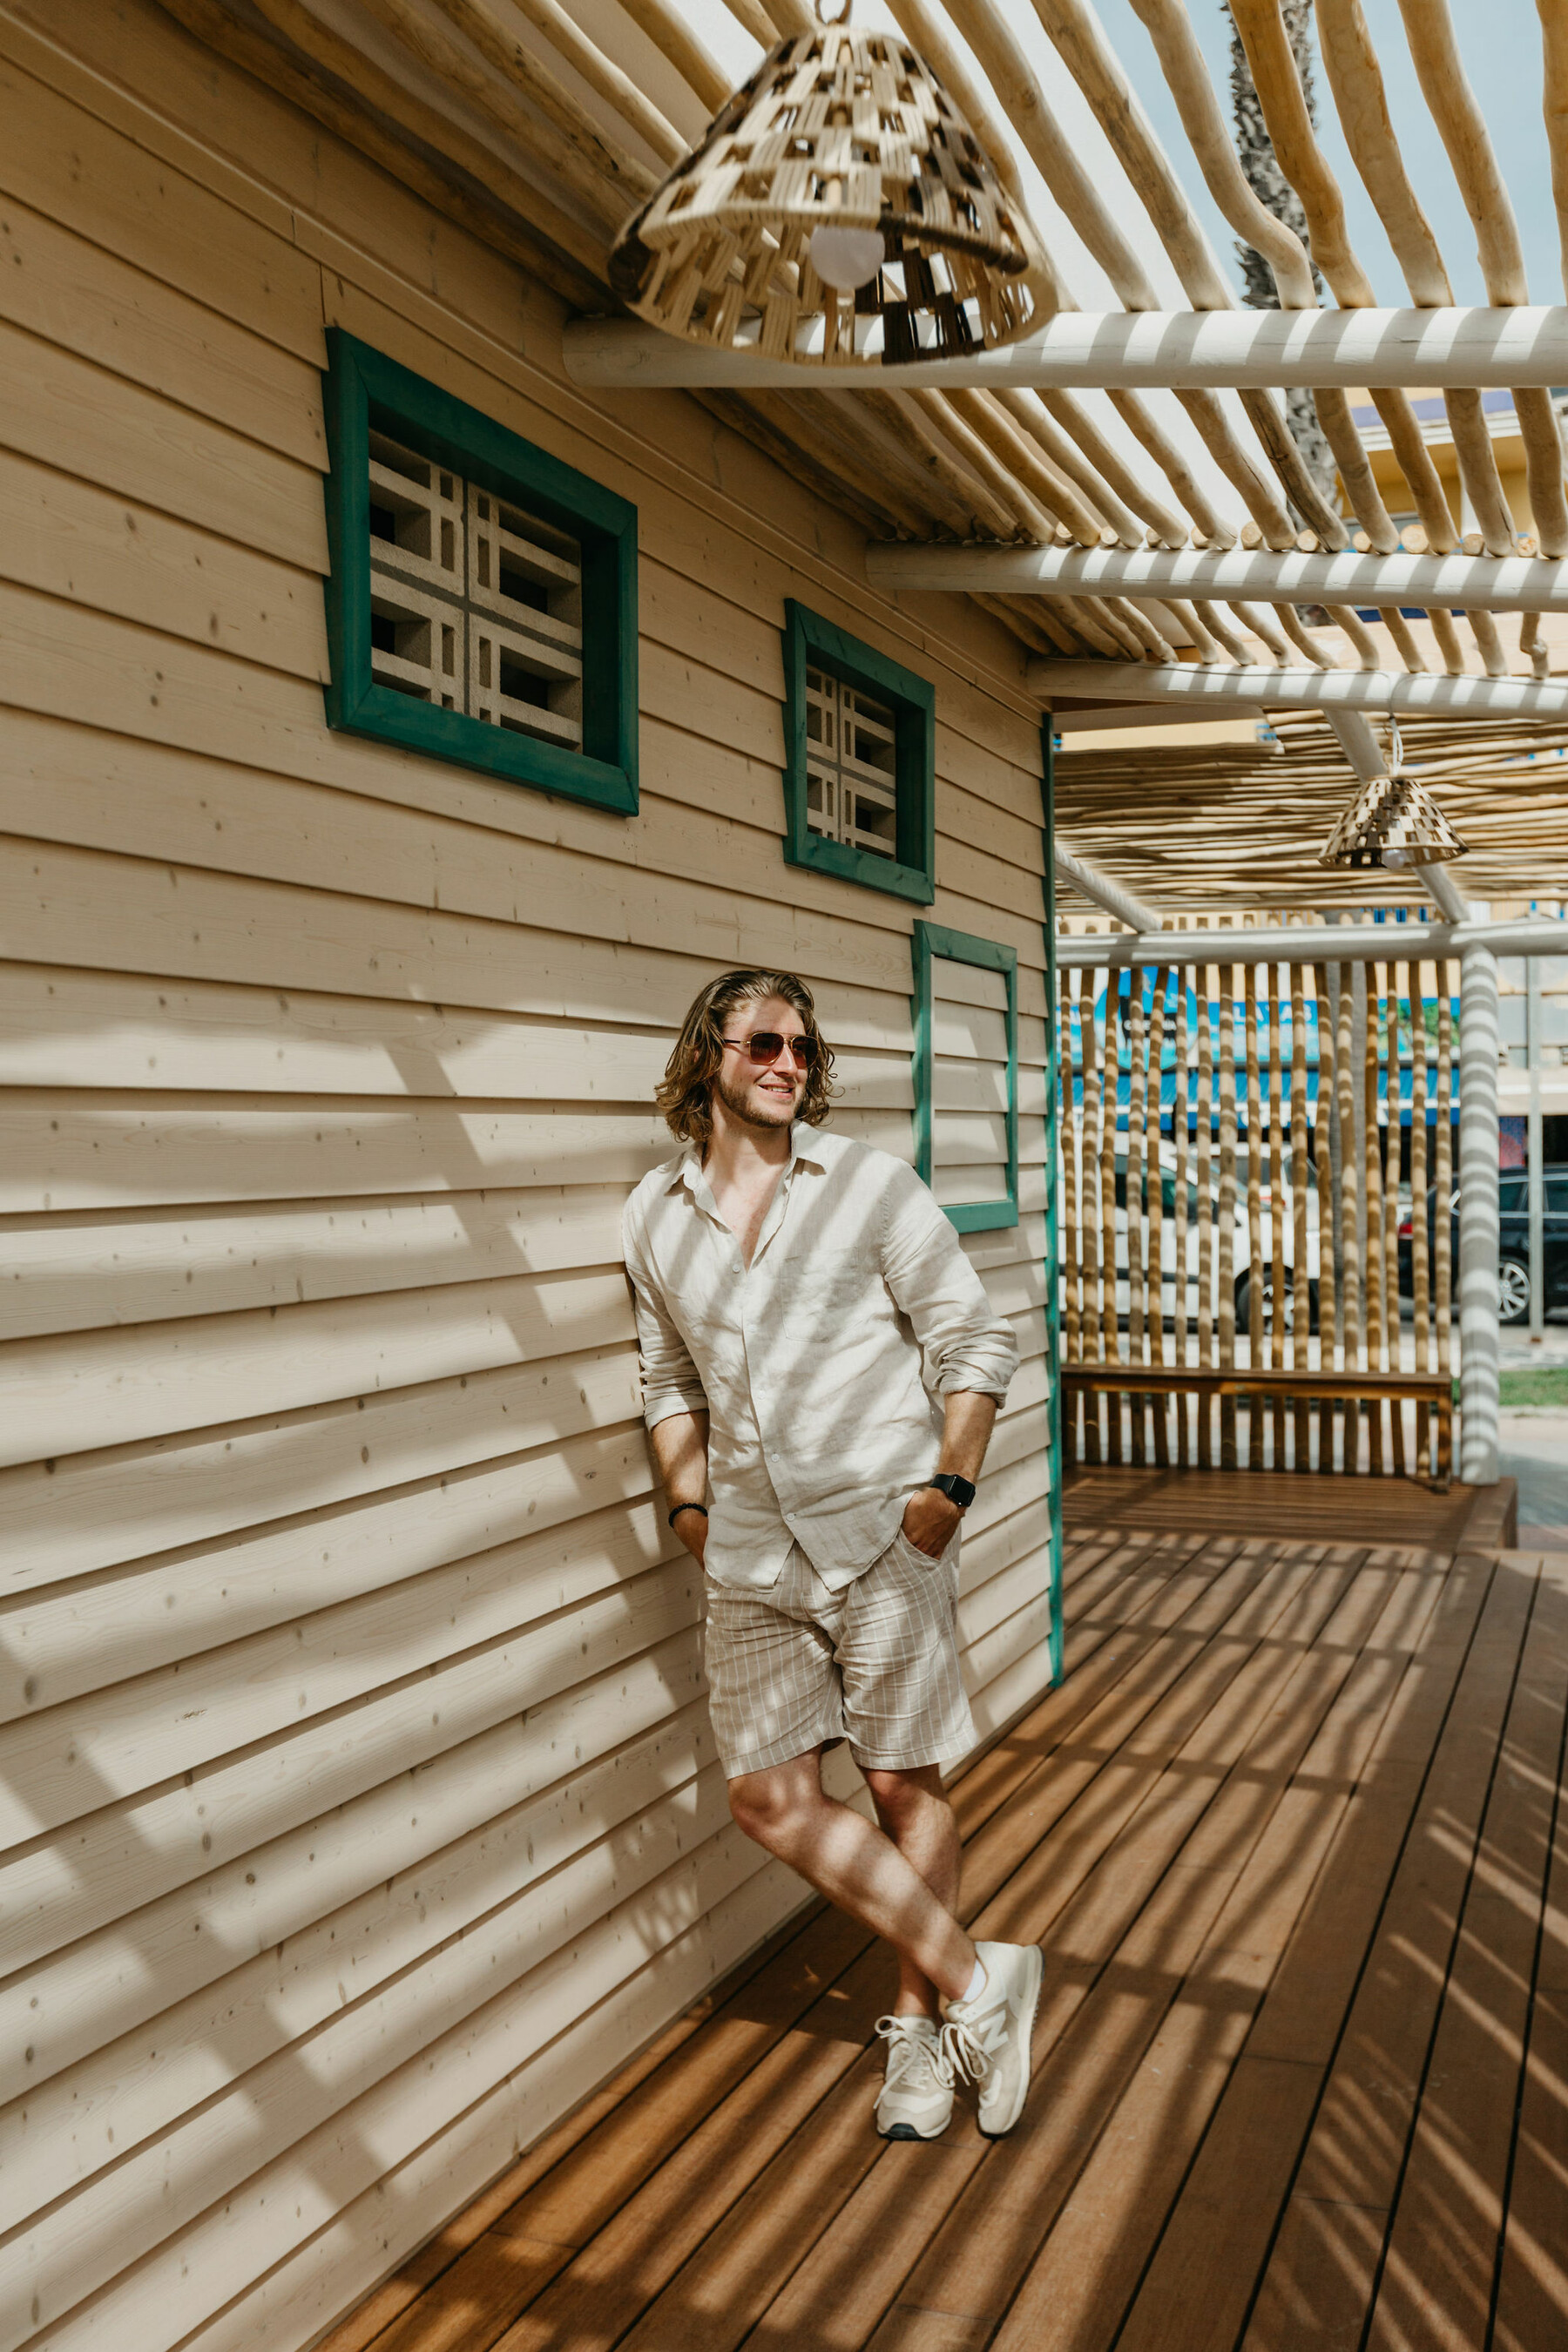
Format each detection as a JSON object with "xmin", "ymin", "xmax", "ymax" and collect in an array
[{"xmin": 959, "ymin": 1953, "xmax": 987, "ymax": 2005}]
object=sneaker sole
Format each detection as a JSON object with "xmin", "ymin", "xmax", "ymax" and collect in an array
[
  {"xmin": 977, "ymin": 1943, "xmax": 1044, "ymax": 2139},
  {"xmin": 878, "ymin": 2119, "xmax": 950, "ymax": 2142}
]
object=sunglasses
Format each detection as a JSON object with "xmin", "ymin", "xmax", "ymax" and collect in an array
[{"xmin": 720, "ymin": 1031, "xmax": 819, "ymax": 1070}]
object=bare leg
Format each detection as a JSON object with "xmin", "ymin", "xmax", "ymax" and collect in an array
[
  {"xmin": 727, "ymin": 1747, "xmax": 975, "ymax": 2003},
  {"xmin": 863, "ymin": 1763, "xmax": 963, "ymax": 2020}
]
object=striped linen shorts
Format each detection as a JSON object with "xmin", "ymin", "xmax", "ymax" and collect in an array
[{"xmin": 701, "ymin": 1526, "xmax": 976, "ymax": 1780}]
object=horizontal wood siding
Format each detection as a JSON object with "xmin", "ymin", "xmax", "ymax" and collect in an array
[{"xmin": 0, "ymin": 6, "xmax": 1054, "ymax": 2348}]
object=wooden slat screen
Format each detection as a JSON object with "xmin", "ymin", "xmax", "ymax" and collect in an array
[{"xmin": 1058, "ymin": 944, "xmax": 1456, "ymax": 1477}]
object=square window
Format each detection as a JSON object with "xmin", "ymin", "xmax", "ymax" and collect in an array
[
  {"xmin": 782, "ymin": 601, "xmax": 935, "ymax": 902},
  {"xmin": 322, "ymin": 330, "xmax": 638, "ymax": 811},
  {"xmin": 912, "ymin": 921, "xmax": 1019, "ymax": 1233}
]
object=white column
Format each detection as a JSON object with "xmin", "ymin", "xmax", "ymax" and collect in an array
[{"xmin": 1458, "ymin": 945, "xmax": 1502, "ymax": 1484}]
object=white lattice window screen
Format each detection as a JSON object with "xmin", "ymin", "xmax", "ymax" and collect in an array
[
  {"xmin": 805, "ymin": 666, "xmax": 898, "ymax": 858},
  {"xmin": 931, "ymin": 957, "xmax": 1010, "ymax": 1211},
  {"xmin": 368, "ymin": 430, "xmax": 585, "ymax": 750}
]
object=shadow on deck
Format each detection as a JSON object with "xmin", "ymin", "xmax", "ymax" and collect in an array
[{"xmin": 322, "ymin": 1475, "xmax": 1568, "ymax": 2352}]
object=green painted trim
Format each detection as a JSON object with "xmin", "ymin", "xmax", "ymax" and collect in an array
[
  {"xmin": 781, "ymin": 599, "xmax": 936, "ymax": 902},
  {"xmin": 911, "ymin": 917, "xmax": 1020, "ymax": 1233},
  {"xmin": 1042, "ymin": 724, "xmax": 1063, "ymax": 1685},
  {"xmin": 321, "ymin": 328, "xmax": 639, "ymax": 811}
]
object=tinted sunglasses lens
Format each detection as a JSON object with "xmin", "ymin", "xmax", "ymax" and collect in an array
[{"xmin": 747, "ymin": 1032, "xmax": 814, "ymax": 1067}]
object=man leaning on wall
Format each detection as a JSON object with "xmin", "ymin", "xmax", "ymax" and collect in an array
[{"xmin": 621, "ymin": 967, "xmax": 1043, "ymax": 2143}]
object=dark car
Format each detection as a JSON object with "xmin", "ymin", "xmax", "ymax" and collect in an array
[{"xmin": 1398, "ymin": 1168, "xmax": 1568, "ymax": 1325}]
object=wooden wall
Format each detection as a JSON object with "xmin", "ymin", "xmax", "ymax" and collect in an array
[{"xmin": 0, "ymin": 5, "xmax": 1056, "ymax": 2346}]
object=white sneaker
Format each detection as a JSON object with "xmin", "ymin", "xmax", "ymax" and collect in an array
[
  {"xmin": 942, "ymin": 1940, "xmax": 1044, "ymax": 2138},
  {"xmin": 874, "ymin": 2014, "xmax": 956, "ymax": 2141}
]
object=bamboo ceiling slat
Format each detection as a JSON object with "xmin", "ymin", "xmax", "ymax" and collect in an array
[{"xmin": 162, "ymin": 0, "xmax": 1568, "ymax": 862}]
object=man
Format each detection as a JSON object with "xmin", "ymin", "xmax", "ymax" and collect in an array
[{"xmin": 622, "ymin": 966, "xmax": 1042, "ymax": 2143}]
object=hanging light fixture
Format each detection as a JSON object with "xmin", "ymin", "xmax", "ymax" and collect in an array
[
  {"xmin": 1319, "ymin": 722, "xmax": 1468, "ymax": 871},
  {"xmin": 607, "ymin": 1, "xmax": 1052, "ymax": 368}
]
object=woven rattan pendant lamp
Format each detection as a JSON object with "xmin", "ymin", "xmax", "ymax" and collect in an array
[
  {"xmin": 1319, "ymin": 761, "xmax": 1468, "ymax": 871},
  {"xmin": 607, "ymin": 2, "xmax": 1052, "ymax": 368}
]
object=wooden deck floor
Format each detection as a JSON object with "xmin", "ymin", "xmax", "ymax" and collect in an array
[{"xmin": 322, "ymin": 1477, "xmax": 1568, "ymax": 2352}]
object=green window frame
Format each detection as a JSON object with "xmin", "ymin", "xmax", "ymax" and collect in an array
[
  {"xmin": 781, "ymin": 600, "xmax": 936, "ymax": 902},
  {"xmin": 321, "ymin": 328, "xmax": 639, "ymax": 812},
  {"xmin": 912, "ymin": 919, "xmax": 1020, "ymax": 1233}
]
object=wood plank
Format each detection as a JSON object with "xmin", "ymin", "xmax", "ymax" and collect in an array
[
  {"xmin": 0, "ymin": 1595, "xmax": 700, "ymax": 1984},
  {"xmin": 1290, "ymin": 1555, "xmax": 1538, "ymax": 2217},
  {"xmin": 0, "ymin": 1336, "xmax": 640, "ymax": 1592},
  {"xmin": 1362, "ymin": 1555, "xmax": 1568, "ymax": 2352},
  {"xmin": 0, "ymin": 446, "xmax": 326, "ymax": 680},
  {"xmin": 0, "ymin": 51, "xmax": 325, "ymax": 358},
  {"xmin": 1063, "ymin": 1465, "xmax": 1484, "ymax": 1551},
  {"xmin": 0, "ymin": 323, "xmax": 326, "ymax": 566},
  {"xmin": 0, "ymin": 963, "xmax": 915, "ymax": 1092},
  {"xmin": 0, "ymin": 629, "xmax": 1044, "ymax": 965},
  {"xmin": 0, "ymin": 194, "xmax": 326, "ymax": 465},
  {"xmin": 33, "ymin": 1850, "xmax": 797, "ymax": 2352},
  {"xmin": 0, "ymin": 1264, "xmax": 635, "ymax": 1467},
  {"xmin": 986, "ymin": 1558, "xmax": 1480, "ymax": 2352},
  {"xmin": 4, "ymin": 1715, "xmax": 720, "ymax": 2220},
  {"xmin": 0, "ymin": 1529, "xmax": 697, "ymax": 1851}
]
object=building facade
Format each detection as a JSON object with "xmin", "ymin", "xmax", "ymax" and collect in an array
[{"xmin": 0, "ymin": 7, "xmax": 1059, "ymax": 2346}]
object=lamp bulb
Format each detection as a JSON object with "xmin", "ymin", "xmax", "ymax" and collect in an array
[
  {"xmin": 1382, "ymin": 845, "xmax": 1411, "ymax": 869},
  {"xmin": 808, "ymin": 224, "xmax": 885, "ymax": 293}
]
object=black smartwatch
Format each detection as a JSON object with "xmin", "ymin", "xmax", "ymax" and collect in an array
[{"xmin": 926, "ymin": 1473, "xmax": 977, "ymax": 1511}]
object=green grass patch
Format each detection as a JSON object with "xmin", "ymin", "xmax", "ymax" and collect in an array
[{"xmin": 1499, "ymin": 1368, "xmax": 1568, "ymax": 1409}]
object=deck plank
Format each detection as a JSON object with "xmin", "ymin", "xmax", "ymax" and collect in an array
[{"xmin": 318, "ymin": 1479, "xmax": 1558, "ymax": 2352}]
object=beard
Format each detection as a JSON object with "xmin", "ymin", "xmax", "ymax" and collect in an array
[{"xmin": 713, "ymin": 1061, "xmax": 800, "ymax": 1133}]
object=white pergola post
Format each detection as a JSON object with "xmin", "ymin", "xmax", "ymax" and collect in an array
[{"xmin": 1458, "ymin": 946, "xmax": 1502, "ymax": 1486}]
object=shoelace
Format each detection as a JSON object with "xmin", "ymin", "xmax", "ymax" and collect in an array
[
  {"xmin": 939, "ymin": 1999, "xmax": 1009, "ymax": 2087},
  {"xmin": 875, "ymin": 2014, "xmax": 956, "ymax": 2089}
]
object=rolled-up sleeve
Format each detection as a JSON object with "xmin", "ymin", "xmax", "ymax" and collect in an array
[
  {"xmin": 879, "ymin": 1161, "xmax": 1018, "ymax": 1400},
  {"xmin": 622, "ymin": 1203, "xmax": 710, "ymax": 1429}
]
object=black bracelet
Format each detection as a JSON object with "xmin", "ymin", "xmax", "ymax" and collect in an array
[{"xmin": 668, "ymin": 1502, "xmax": 708, "ymax": 1528}]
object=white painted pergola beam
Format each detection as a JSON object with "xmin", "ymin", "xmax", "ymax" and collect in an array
[
  {"xmin": 1056, "ymin": 916, "xmax": 1568, "ymax": 967},
  {"xmin": 1028, "ymin": 660, "xmax": 1568, "ymax": 720},
  {"xmin": 564, "ymin": 308, "xmax": 1568, "ymax": 392},
  {"xmin": 867, "ymin": 543, "xmax": 1568, "ymax": 617}
]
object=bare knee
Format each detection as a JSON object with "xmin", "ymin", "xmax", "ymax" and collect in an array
[
  {"xmin": 728, "ymin": 1766, "xmax": 824, "ymax": 1854},
  {"xmin": 864, "ymin": 1763, "xmax": 945, "ymax": 1835}
]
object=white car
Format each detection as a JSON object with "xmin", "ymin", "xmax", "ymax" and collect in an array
[{"xmin": 1065, "ymin": 1145, "xmax": 1321, "ymax": 1335}]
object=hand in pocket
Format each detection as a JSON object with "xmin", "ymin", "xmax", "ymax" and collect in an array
[{"xmin": 899, "ymin": 1486, "xmax": 962, "ymax": 1559}]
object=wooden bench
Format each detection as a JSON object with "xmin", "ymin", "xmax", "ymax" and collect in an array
[{"xmin": 1060, "ymin": 1362, "xmax": 1453, "ymax": 1486}]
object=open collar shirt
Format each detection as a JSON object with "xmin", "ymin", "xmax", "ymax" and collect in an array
[{"xmin": 621, "ymin": 1125, "xmax": 1018, "ymax": 1592}]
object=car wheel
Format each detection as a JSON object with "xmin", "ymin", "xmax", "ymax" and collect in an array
[
  {"xmin": 1498, "ymin": 1258, "xmax": 1531, "ymax": 1325},
  {"xmin": 1233, "ymin": 1274, "xmax": 1320, "ymax": 1336}
]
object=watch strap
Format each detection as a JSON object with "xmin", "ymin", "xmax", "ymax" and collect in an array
[{"xmin": 927, "ymin": 1472, "xmax": 977, "ymax": 1511}]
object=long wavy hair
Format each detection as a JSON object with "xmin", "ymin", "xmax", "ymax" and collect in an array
[{"xmin": 656, "ymin": 969, "xmax": 837, "ymax": 1151}]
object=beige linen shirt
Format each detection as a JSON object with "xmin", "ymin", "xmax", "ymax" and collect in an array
[{"xmin": 621, "ymin": 1125, "xmax": 1018, "ymax": 1592}]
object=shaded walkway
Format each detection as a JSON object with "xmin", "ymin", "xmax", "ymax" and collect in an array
[{"xmin": 321, "ymin": 1477, "xmax": 1565, "ymax": 2352}]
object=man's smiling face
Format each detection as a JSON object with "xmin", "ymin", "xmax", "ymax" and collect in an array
[{"xmin": 713, "ymin": 993, "xmax": 810, "ymax": 1136}]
